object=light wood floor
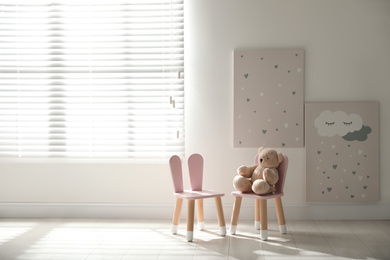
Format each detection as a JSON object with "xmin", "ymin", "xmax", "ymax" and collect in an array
[{"xmin": 0, "ymin": 219, "xmax": 389, "ymax": 260}]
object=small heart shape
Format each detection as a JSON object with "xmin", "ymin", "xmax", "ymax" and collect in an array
[
  {"xmin": 332, "ymin": 164, "xmax": 337, "ymax": 170},
  {"xmin": 292, "ymin": 91, "xmax": 296, "ymax": 95},
  {"xmin": 262, "ymin": 129, "xmax": 267, "ymax": 134},
  {"xmin": 363, "ymin": 186, "xmax": 367, "ymax": 190},
  {"xmin": 274, "ymin": 65, "xmax": 278, "ymax": 69},
  {"xmin": 352, "ymin": 171, "xmax": 356, "ymax": 175},
  {"xmin": 244, "ymin": 73, "xmax": 248, "ymax": 78},
  {"xmin": 327, "ymin": 187, "xmax": 332, "ymax": 192}
]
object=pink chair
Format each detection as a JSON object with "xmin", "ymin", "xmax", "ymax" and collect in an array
[
  {"xmin": 169, "ymin": 153, "xmax": 227, "ymax": 242},
  {"xmin": 230, "ymin": 154, "xmax": 288, "ymax": 241}
]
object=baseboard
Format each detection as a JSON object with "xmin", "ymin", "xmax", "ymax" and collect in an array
[{"xmin": 1, "ymin": 202, "xmax": 389, "ymax": 220}]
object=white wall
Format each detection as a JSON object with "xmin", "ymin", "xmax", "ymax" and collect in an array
[{"xmin": 1, "ymin": 0, "xmax": 390, "ymax": 220}]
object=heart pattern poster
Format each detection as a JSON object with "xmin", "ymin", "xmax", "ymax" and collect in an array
[
  {"xmin": 305, "ymin": 102, "xmax": 379, "ymax": 202},
  {"xmin": 234, "ymin": 49, "xmax": 304, "ymax": 148}
]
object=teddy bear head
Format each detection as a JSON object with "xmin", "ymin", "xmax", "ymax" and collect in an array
[{"xmin": 257, "ymin": 147, "xmax": 284, "ymax": 168}]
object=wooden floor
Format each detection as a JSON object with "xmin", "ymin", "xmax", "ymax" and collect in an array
[{"xmin": 0, "ymin": 219, "xmax": 389, "ymax": 260}]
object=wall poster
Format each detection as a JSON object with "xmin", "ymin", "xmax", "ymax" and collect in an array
[
  {"xmin": 234, "ymin": 49, "xmax": 304, "ymax": 148},
  {"xmin": 305, "ymin": 102, "xmax": 379, "ymax": 202}
]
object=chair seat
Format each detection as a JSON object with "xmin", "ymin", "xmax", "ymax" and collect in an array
[
  {"xmin": 231, "ymin": 191, "xmax": 284, "ymax": 199},
  {"xmin": 175, "ymin": 189, "xmax": 225, "ymax": 200}
]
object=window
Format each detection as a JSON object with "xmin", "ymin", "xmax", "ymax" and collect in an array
[{"xmin": 0, "ymin": 0, "xmax": 184, "ymax": 159}]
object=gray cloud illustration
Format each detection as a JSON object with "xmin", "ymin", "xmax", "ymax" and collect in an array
[{"xmin": 342, "ymin": 125, "xmax": 372, "ymax": 141}]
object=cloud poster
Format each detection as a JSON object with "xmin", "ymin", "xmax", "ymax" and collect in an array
[
  {"xmin": 234, "ymin": 49, "xmax": 304, "ymax": 148},
  {"xmin": 305, "ymin": 102, "xmax": 379, "ymax": 202}
]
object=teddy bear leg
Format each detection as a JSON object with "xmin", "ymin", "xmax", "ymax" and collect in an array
[
  {"xmin": 252, "ymin": 179, "xmax": 270, "ymax": 195},
  {"xmin": 268, "ymin": 186, "xmax": 275, "ymax": 193},
  {"xmin": 233, "ymin": 175, "xmax": 252, "ymax": 192}
]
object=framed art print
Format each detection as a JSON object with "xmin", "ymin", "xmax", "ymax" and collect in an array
[
  {"xmin": 305, "ymin": 102, "xmax": 379, "ymax": 202},
  {"xmin": 234, "ymin": 49, "xmax": 304, "ymax": 148}
]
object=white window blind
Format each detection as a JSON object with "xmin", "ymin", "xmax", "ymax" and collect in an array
[{"xmin": 0, "ymin": 0, "xmax": 184, "ymax": 159}]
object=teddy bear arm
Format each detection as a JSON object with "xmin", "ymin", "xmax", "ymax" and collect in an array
[
  {"xmin": 263, "ymin": 168, "xmax": 279, "ymax": 185},
  {"xmin": 237, "ymin": 164, "xmax": 258, "ymax": 178}
]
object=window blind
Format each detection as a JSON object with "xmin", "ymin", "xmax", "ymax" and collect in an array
[{"xmin": 0, "ymin": 0, "xmax": 184, "ymax": 159}]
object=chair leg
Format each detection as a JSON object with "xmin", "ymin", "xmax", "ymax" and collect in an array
[
  {"xmin": 187, "ymin": 200, "xmax": 195, "ymax": 242},
  {"xmin": 260, "ymin": 199, "xmax": 268, "ymax": 240},
  {"xmin": 196, "ymin": 199, "xmax": 204, "ymax": 230},
  {"xmin": 230, "ymin": 196, "xmax": 242, "ymax": 235},
  {"xmin": 214, "ymin": 197, "xmax": 226, "ymax": 236},
  {"xmin": 255, "ymin": 199, "xmax": 260, "ymax": 230},
  {"xmin": 275, "ymin": 197, "xmax": 287, "ymax": 234},
  {"xmin": 171, "ymin": 198, "xmax": 183, "ymax": 234}
]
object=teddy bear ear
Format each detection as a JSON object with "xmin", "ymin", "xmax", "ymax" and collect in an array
[
  {"xmin": 277, "ymin": 152, "xmax": 284, "ymax": 163},
  {"xmin": 258, "ymin": 146, "xmax": 265, "ymax": 154}
]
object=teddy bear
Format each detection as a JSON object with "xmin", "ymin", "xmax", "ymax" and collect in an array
[{"xmin": 233, "ymin": 147, "xmax": 284, "ymax": 195}]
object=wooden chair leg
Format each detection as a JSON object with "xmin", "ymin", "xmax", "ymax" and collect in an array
[
  {"xmin": 187, "ymin": 200, "xmax": 195, "ymax": 242},
  {"xmin": 260, "ymin": 199, "xmax": 268, "ymax": 240},
  {"xmin": 230, "ymin": 196, "xmax": 242, "ymax": 235},
  {"xmin": 255, "ymin": 199, "xmax": 260, "ymax": 230},
  {"xmin": 196, "ymin": 199, "xmax": 204, "ymax": 230},
  {"xmin": 274, "ymin": 197, "xmax": 287, "ymax": 234},
  {"xmin": 214, "ymin": 197, "xmax": 226, "ymax": 236},
  {"xmin": 171, "ymin": 198, "xmax": 183, "ymax": 234}
]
